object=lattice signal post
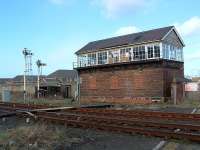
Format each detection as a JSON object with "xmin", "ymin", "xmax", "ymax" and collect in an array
[
  {"xmin": 36, "ymin": 59, "xmax": 46, "ymax": 99},
  {"xmin": 22, "ymin": 48, "xmax": 33, "ymax": 102}
]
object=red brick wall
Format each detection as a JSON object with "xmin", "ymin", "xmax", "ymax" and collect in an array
[
  {"xmin": 78, "ymin": 60, "xmax": 184, "ymax": 104},
  {"xmin": 162, "ymin": 61, "xmax": 184, "ymax": 102}
]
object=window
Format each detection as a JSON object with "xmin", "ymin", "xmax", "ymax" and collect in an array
[
  {"xmin": 170, "ymin": 45, "xmax": 176, "ymax": 60},
  {"xmin": 88, "ymin": 76, "xmax": 96, "ymax": 89},
  {"xmin": 176, "ymin": 48, "xmax": 183, "ymax": 61},
  {"xmin": 162, "ymin": 44, "xmax": 183, "ymax": 61},
  {"xmin": 109, "ymin": 50, "xmax": 119, "ymax": 63},
  {"xmin": 139, "ymin": 46, "xmax": 145, "ymax": 60},
  {"xmin": 88, "ymin": 53, "xmax": 96, "ymax": 65},
  {"xmin": 176, "ymin": 49, "xmax": 181, "ymax": 61},
  {"xmin": 110, "ymin": 76, "xmax": 119, "ymax": 89},
  {"xmin": 78, "ymin": 55, "xmax": 87, "ymax": 67},
  {"xmin": 147, "ymin": 46, "xmax": 154, "ymax": 58},
  {"xmin": 179, "ymin": 48, "xmax": 183, "ymax": 61},
  {"xmin": 154, "ymin": 45, "xmax": 160, "ymax": 58},
  {"xmin": 98, "ymin": 51, "xmax": 107, "ymax": 64},
  {"xmin": 120, "ymin": 48, "xmax": 131, "ymax": 62},
  {"xmin": 133, "ymin": 46, "xmax": 146, "ymax": 60},
  {"xmin": 163, "ymin": 44, "xmax": 169, "ymax": 59},
  {"xmin": 133, "ymin": 47, "xmax": 139, "ymax": 60}
]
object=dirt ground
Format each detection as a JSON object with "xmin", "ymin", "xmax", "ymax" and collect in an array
[
  {"xmin": 0, "ymin": 117, "xmax": 162, "ymax": 150},
  {"xmin": 0, "ymin": 114, "xmax": 200, "ymax": 150}
]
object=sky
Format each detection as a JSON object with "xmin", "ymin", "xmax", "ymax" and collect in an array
[{"xmin": 0, "ymin": 0, "xmax": 200, "ymax": 78}]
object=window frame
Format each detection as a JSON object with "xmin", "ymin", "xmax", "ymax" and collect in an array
[
  {"xmin": 88, "ymin": 53, "xmax": 97, "ymax": 66},
  {"xmin": 98, "ymin": 51, "xmax": 108, "ymax": 65},
  {"xmin": 139, "ymin": 46, "xmax": 146, "ymax": 60},
  {"xmin": 147, "ymin": 45, "xmax": 154, "ymax": 59},
  {"xmin": 154, "ymin": 45, "xmax": 160, "ymax": 58}
]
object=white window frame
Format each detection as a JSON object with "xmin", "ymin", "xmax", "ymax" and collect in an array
[
  {"xmin": 97, "ymin": 51, "xmax": 108, "ymax": 65},
  {"xmin": 154, "ymin": 44, "xmax": 161, "ymax": 58},
  {"xmin": 147, "ymin": 45, "xmax": 154, "ymax": 59},
  {"xmin": 87, "ymin": 53, "xmax": 97, "ymax": 66},
  {"xmin": 120, "ymin": 47, "xmax": 131, "ymax": 62}
]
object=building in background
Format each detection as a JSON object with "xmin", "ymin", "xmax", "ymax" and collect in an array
[
  {"xmin": 185, "ymin": 77, "xmax": 200, "ymax": 100},
  {"xmin": 0, "ymin": 70, "xmax": 78, "ymax": 101},
  {"xmin": 74, "ymin": 26, "xmax": 185, "ymax": 105},
  {"xmin": 39, "ymin": 70, "xmax": 78, "ymax": 100},
  {"xmin": 0, "ymin": 78, "xmax": 12, "ymax": 101},
  {"xmin": 2, "ymin": 75, "xmax": 38, "ymax": 101}
]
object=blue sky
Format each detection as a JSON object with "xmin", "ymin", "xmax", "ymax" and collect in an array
[{"xmin": 0, "ymin": 0, "xmax": 200, "ymax": 77}]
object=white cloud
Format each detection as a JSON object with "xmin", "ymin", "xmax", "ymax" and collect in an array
[
  {"xmin": 115, "ymin": 26, "xmax": 140, "ymax": 36},
  {"xmin": 175, "ymin": 16, "xmax": 200, "ymax": 37},
  {"xmin": 92, "ymin": 0, "xmax": 152, "ymax": 18}
]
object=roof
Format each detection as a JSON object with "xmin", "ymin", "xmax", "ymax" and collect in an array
[
  {"xmin": 76, "ymin": 26, "xmax": 177, "ymax": 55},
  {"xmin": 12, "ymin": 75, "xmax": 38, "ymax": 82},
  {"xmin": 47, "ymin": 70, "xmax": 77, "ymax": 79},
  {"xmin": 0, "ymin": 78, "xmax": 12, "ymax": 85},
  {"xmin": 40, "ymin": 78, "xmax": 61, "ymax": 87}
]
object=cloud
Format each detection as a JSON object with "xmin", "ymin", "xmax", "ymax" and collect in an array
[
  {"xmin": 115, "ymin": 26, "xmax": 140, "ymax": 36},
  {"xmin": 175, "ymin": 16, "xmax": 200, "ymax": 37},
  {"xmin": 92, "ymin": 0, "xmax": 152, "ymax": 18}
]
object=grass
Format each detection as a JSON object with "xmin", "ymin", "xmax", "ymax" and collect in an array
[
  {"xmin": 0, "ymin": 123, "xmax": 67, "ymax": 150},
  {"xmin": 0, "ymin": 132, "xmax": 8, "ymax": 142},
  {"xmin": 178, "ymin": 99, "xmax": 200, "ymax": 108},
  {"xmin": 2, "ymin": 97, "xmax": 200, "ymax": 109},
  {"xmin": 162, "ymin": 142, "xmax": 179, "ymax": 150}
]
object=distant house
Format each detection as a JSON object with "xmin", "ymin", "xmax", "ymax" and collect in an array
[
  {"xmin": 0, "ymin": 70, "xmax": 78, "ymax": 101},
  {"xmin": 2, "ymin": 75, "xmax": 38, "ymax": 101},
  {"xmin": 185, "ymin": 77, "xmax": 200, "ymax": 100},
  {"xmin": 74, "ymin": 26, "xmax": 185, "ymax": 104},
  {"xmin": 0, "ymin": 78, "xmax": 12, "ymax": 100},
  {"xmin": 39, "ymin": 70, "xmax": 78, "ymax": 99}
]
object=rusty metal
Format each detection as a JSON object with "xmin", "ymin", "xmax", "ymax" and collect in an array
[
  {"xmin": 66, "ymin": 108, "xmax": 200, "ymax": 121},
  {"xmin": 35, "ymin": 113, "xmax": 200, "ymax": 142},
  {"xmin": 1, "ymin": 102, "xmax": 200, "ymax": 142},
  {"xmin": 36, "ymin": 111, "xmax": 200, "ymax": 132}
]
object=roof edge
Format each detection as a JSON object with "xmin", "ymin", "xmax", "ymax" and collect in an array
[
  {"xmin": 75, "ymin": 26, "xmax": 177, "ymax": 55},
  {"xmin": 161, "ymin": 26, "xmax": 185, "ymax": 47},
  {"xmin": 75, "ymin": 40, "xmax": 162, "ymax": 55}
]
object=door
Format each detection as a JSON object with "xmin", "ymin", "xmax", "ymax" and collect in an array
[{"xmin": 63, "ymin": 86, "xmax": 71, "ymax": 98}]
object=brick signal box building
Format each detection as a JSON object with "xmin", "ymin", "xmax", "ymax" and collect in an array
[{"xmin": 74, "ymin": 26, "xmax": 185, "ymax": 104}]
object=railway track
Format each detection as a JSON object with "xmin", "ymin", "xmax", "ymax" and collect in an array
[
  {"xmin": 1, "ymin": 102, "xmax": 200, "ymax": 142},
  {"xmin": 35, "ymin": 111, "xmax": 200, "ymax": 142},
  {"xmin": 64, "ymin": 108, "xmax": 200, "ymax": 121},
  {"xmin": 35, "ymin": 111, "xmax": 200, "ymax": 131}
]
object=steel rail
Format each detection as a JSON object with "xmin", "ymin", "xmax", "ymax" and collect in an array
[
  {"xmin": 35, "ymin": 111, "xmax": 200, "ymax": 132},
  {"xmin": 35, "ymin": 114, "xmax": 200, "ymax": 142},
  {"xmin": 1, "ymin": 103, "xmax": 200, "ymax": 142},
  {"xmin": 66, "ymin": 108, "xmax": 200, "ymax": 121}
]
